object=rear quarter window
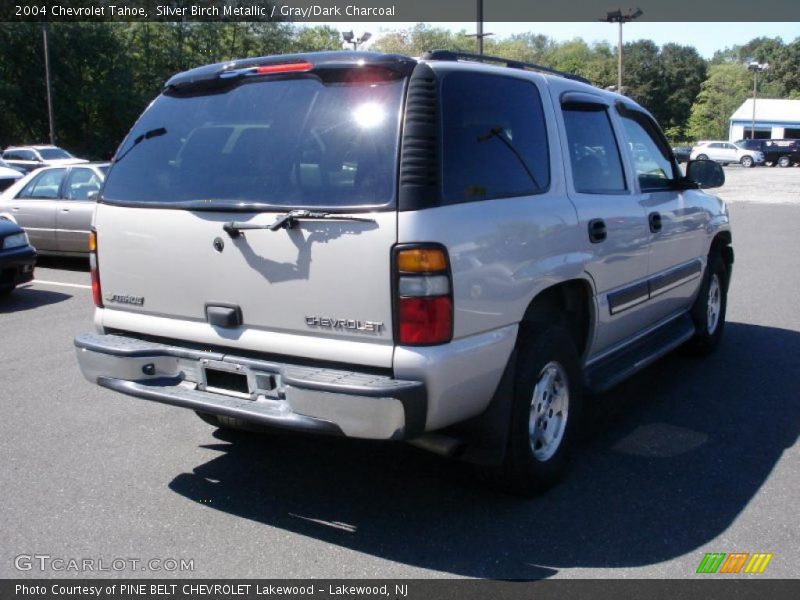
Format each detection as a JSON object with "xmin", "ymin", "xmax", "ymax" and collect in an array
[{"xmin": 440, "ymin": 72, "xmax": 550, "ymax": 203}]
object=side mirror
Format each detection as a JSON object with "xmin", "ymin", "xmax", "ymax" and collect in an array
[{"xmin": 686, "ymin": 159, "xmax": 724, "ymax": 189}]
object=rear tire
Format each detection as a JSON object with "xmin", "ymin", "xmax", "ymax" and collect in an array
[
  {"xmin": 686, "ymin": 254, "xmax": 728, "ymax": 355},
  {"xmin": 480, "ymin": 323, "xmax": 583, "ymax": 496},
  {"xmin": 0, "ymin": 285, "xmax": 15, "ymax": 296},
  {"xmin": 778, "ymin": 156, "xmax": 791, "ymax": 168},
  {"xmin": 740, "ymin": 156, "xmax": 754, "ymax": 168}
]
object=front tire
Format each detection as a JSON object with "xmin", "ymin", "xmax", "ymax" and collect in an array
[
  {"xmin": 687, "ymin": 254, "xmax": 728, "ymax": 355},
  {"xmin": 483, "ymin": 324, "xmax": 583, "ymax": 496},
  {"xmin": 0, "ymin": 285, "xmax": 15, "ymax": 296},
  {"xmin": 778, "ymin": 156, "xmax": 791, "ymax": 168},
  {"xmin": 740, "ymin": 156, "xmax": 754, "ymax": 168},
  {"xmin": 696, "ymin": 154, "xmax": 709, "ymax": 161}
]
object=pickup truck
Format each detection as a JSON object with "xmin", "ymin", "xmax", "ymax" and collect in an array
[{"xmin": 736, "ymin": 139, "xmax": 800, "ymax": 167}]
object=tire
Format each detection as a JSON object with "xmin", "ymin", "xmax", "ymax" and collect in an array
[
  {"xmin": 686, "ymin": 253, "xmax": 728, "ymax": 355},
  {"xmin": 481, "ymin": 323, "xmax": 583, "ymax": 496},
  {"xmin": 0, "ymin": 285, "xmax": 15, "ymax": 296},
  {"xmin": 696, "ymin": 154, "xmax": 709, "ymax": 161},
  {"xmin": 778, "ymin": 156, "xmax": 791, "ymax": 168},
  {"xmin": 740, "ymin": 156, "xmax": 754, "ymax": 168}
]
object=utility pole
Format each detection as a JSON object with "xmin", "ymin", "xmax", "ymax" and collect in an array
[
  {"xmin": 466, "ymin": 0, "xmax": 493, "ymax": 55},
  {"xmin": 746, "ymin": 59, "xmax": 769, "ymax": 140},
  {"xmin": 601, "ymin": 8, "xmax": 643, "ymax": 93},
  {"xmin": 42, "ymin": 23, "xmax": 55, "ymax": 144}
]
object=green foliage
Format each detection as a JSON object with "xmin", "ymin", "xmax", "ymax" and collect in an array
[{"xmin": 0, "ymin": 22, "xmax": 798, "ymax": 159}]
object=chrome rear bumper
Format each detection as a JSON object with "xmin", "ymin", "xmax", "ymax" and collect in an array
[{"xmin": 74, "ymin": 332, "xmax": 426, "ymax": 440}]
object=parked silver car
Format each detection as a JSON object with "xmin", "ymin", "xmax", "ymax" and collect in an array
[
  {"xmin": 74, "ymin": 51, "xmax": 732, "ymax": 495},
  {"xmin": 0, "ymin": 163, "xmax": 108, "ymax": 255}
]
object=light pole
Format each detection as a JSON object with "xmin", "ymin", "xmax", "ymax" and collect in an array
[
  {"xmin": 42, "ymin": 23, "xmax": 55, "ymax": 145},
  {"xmin": 746, "ymin": 59, "xmax": 769, "ymax": 140},
  {"xmin": 601, "ymin": 8, "xmax": 643, "ymax": 93},
  {"xmin": 466, "ymin": 0, "xmax": 493, "ymax": 55},
  {"xmin": 342, "ymin": 31, "xmax": 372, "ymax": 51}
]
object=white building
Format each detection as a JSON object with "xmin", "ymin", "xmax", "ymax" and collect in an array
[{"xmin": 729, "ymin": 98, "xmax": 800, "ymax": 141}]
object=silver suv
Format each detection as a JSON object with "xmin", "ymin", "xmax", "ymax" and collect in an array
[{"xmin": 75, "ymin": 51, "xmax": 733, "ymax": 495}]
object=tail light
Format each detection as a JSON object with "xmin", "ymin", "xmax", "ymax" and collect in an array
[
  {"xmin": 89, "ymin": 229, "xmax": 103, "ymax": 308},
  {"xmin": 394, "ymin": 245, "xmax": 453, "ymax": 345}
]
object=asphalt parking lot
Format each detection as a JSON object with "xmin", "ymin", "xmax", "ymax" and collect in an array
[{"xmin": 1, "ymin": 168, "xmax": 798, "ymax": 579}]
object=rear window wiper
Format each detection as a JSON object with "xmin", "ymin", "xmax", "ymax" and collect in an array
[
  {"xmin": 113, "ymin": 128, "xmax": 167, "ymax": 163},
  {"xmin": 223, "ymin": 210, "xmax": 376, "ymax": 237}
]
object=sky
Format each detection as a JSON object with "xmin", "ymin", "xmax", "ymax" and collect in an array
[{"xmin": 320, "ymin": 22, "xmax": 800, "ymax": 57}]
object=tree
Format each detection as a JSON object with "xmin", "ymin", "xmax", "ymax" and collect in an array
[
  {"xmin": 291, "ymin": 26, "xmax": 343, "ymax": 52},
  {"xmin": 655, "ymin": 44, "xmax": 707, "ymax": 140},
  {"xmin": 372, "ymin": 23, "xmax": 473, "ymax": 56}
]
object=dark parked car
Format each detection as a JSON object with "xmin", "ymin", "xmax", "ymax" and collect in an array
[
  {"xmin": 0, "ymin": 217, "xmax": 36, "ymax": 295},
  {"xmin": 735, "ymin": 139, "xmax": 800, "ymax": 167},
  {"xmin": 672, "ymin": 145, "xmax": 692, "ymax": 163}
]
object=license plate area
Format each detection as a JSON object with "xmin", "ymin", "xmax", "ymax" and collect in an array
[{"xmin": 201, "ymin": 361, "xmax": 252, "ymax": 399}]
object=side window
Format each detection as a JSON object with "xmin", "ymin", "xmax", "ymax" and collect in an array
[
  {"xmin": 17, "ymin": 169, "xmax": 66, "ymax": 199},
  {"xmin": 618, "ymin": 111, "xmax": 678, "ymax": 191},
  {"xmin": 18, "ymin": 150, "xmax": 37, "ymax": 161},
  {"xmin": 64, "ymin": 168, "xmax": 102, "ymax": 200},
  {"xmin": 441, "ymin": 72, "xmax": 550, "ymax": 202},
  {"xmin": 562, "ymin": 105, "xmax": 627, "ymax": 194},
  {"xmin": 3, "ymin": 151, "xmax": 20, "ymax": 160}
]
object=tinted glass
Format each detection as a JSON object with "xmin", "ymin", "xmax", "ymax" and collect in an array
[
  {"xmin": 65, "ymin": 168, "xmax": 103, "ymax": 200},
  {"xmin": 441, "ymin": 73, "xmax": 550, "ymax": 202},
  {"xmin": 38, "ymin": 148, "xmax": 73, "ymax": 160},
  {"xmin": 103, "ymin": 76, "xmax": 405, "ymax": 208},
  {"xmin": 562, "ymin": 106, "xmax": 626, "ymax": 194},
  {"xmin": 619, "ymin": 113, "xmax": 677, "ymax": 190},
  {"xmin": 18, "ymin": 168, "xmax": 66, "ymax": 199}
]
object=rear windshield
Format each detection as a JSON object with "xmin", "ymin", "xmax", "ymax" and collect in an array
[
  {"xmin": 38, "ymin": 148, "xmax": 73, "ymax": 160},
  {"xmin": 103, "ymin": 75, "xmax": 405, "ymax": 209}
]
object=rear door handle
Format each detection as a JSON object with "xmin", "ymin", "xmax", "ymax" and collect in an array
[
  {"xmin": 588, "ymin": 218, "xmax": 607, "ymax": 243},
  {"xmin": 649, "ymin": 211, "xmax": 662, "ymax": 233}
]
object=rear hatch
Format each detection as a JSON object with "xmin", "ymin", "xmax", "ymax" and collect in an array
[{"xmin": 95, "ymin": 56, "xmax": 411, "ymax": 368}]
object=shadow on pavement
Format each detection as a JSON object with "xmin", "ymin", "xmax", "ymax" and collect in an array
[
  {"xmin": 169, "ymin": 322, "xmax": 799, "ymax": 578},
  {"xmin": 0, "ymin": 286, "xmax": 71, "ymax": 312},
  {"xmin": 35, "ymin": 256, "xmax": 90, "ymax": 272}
]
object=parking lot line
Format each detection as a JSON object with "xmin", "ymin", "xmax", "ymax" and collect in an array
[{"xmin": 29, "ymin": 279, "xmax": 91, "ymax": 290}]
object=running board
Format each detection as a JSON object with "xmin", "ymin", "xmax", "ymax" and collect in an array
[{"xmin": 584, "ymin": 313, "xmax": 696, "ymax": 393}]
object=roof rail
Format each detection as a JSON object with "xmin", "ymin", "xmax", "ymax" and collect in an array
[{"xmin": 421, "ymin": 50, "xmax": 591, "ymax": 85}]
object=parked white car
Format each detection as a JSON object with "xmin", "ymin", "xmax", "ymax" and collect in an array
[
  {"xmin": 690, "ymin": 141, "xmax": 764, "ymax": 168},
  {"xmin": 2, "ymin": 145, "xmax": 89, "ymax": 174}
]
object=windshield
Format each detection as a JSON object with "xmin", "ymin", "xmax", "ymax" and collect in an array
[
  {"xmin": 103, "ymin": 75, "xmax": 405, "ymax": 209},
  {"xmin": 38, "ymin": 148, "xmax": 74, "ymax": 160}
]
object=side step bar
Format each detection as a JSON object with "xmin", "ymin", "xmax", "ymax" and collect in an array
[{"xmin": 585, "ymin": 312, "xmax": 696, "ymax": 393}]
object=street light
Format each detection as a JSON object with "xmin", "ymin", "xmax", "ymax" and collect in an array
[
  {"xmin": 465, "ymin": 0, "xmax": 494, "ymax": 55},
  {"xmin": 342, "ymin": 31, "xmax": 372, "ymax": 51},
  {"xmin": 745, "ymin": 59, "xmax": 769, "ymax": 140},
  {"xmin": 42, "ymin": 23, "xmax": 55, "ymax": 145},
  {"xmin": 601, "ymin": 7, "xmax": 643, "ymax": 93}
]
